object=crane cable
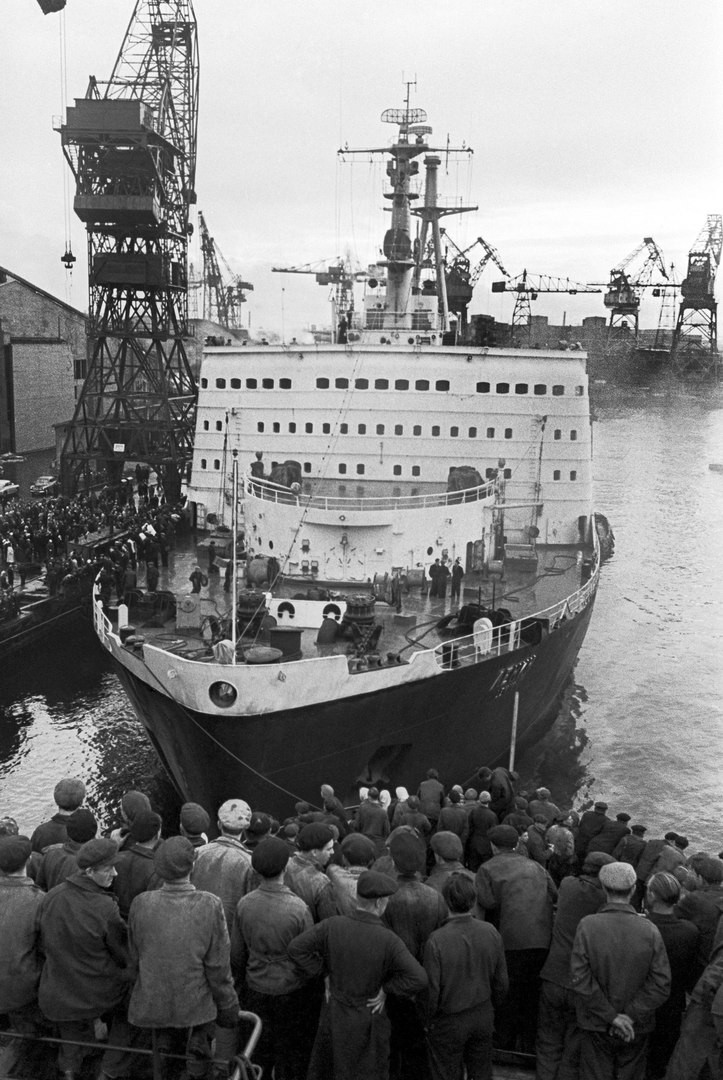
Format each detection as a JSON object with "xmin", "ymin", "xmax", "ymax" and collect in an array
[{"xmin": 58, "ymin": 8, "xmax": 74, "ymax": 303}]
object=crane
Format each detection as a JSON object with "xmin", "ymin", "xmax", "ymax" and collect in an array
[
  {"xmin": 272, "ymin": 258, "xmax": 366, "ymax": 343},
  {"xmin": 198, "ymin": 211, "xmax": 253, "ymax": 330},
  {"xmin": 594, "ymin": 238, "xmax": 668, "ymax": 353},
  {"xmin": 491, "ymin": 271, "xmax": 601, "ymax": 346},
  {"xmin": 438, "ymin": 232, "xmax": 508, "ymax": 336},
  {"xmin": 671, "ymin": 215, "xmax": 722, "ymax": 376},
  {"xmin": 57, "ymin": 0, "xmax": 199, "ymax": 498}
]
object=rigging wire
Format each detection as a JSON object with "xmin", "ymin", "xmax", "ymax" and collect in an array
[{"xmin": 58, "ymin": 8, "xmax": 75, "ymax": 306}]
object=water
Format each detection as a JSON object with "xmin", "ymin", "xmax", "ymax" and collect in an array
[{"xmin": 1, "ymin": 382, "xmax": 722, "ymax": 846}]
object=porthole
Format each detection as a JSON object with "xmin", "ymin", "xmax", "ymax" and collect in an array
[{"xmin": 209, "ymin": 681, "xmax": 237, "ymax": 708}]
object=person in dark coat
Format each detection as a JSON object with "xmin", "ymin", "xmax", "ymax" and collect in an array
[
  {"xmin": 417, "ymin": 768, "xmax": 445, "ymax": 829},
  {"xmin": 352, "ymin": 787, "xmax": 390, "ymax": 856},
  {"xmin": 30, "ymin": 777, "xmax": 86, "ymax": 854},
  {"xmin": 450, "ymin": 557, "xmax": 464, "ymax": 601},
  {"xmin": 328, "ymin": 834, "xmax": 377, "ymax": 917},
  {"xmin": 423, "ymin": 874, "xmax": 508, "ymax": 1080},
  {"xmin": 145, "ymin": 559, "xmax": 159, "ymax": 592},
  {"xmin": 191, "ymin": 799, "xmax": 253, "ymax": 929},
  {"xmin": 574, "ymin": 801, "xmax": 612, "ymax": 862},
  {"xmin": 128, "ymin": 836, "xmax": 240, "ymax": 1079},
  {"xmin": 536, "ymin": 852, "xmax": 614, "ymax": 1080},
  {"xmin": 231, "ymin": 837, "xmax": 315, "ymax": 1080},
  {"xmin": 37, "ymin": 837, "xmax": 130, "ymax": 1079},
  {"xmin": 586, "ymin": 812, "xmax": 632, "ymax": 856},
  {"xmin": 527, "ymin": 787, "xmax": 562, "ymax": 825},
  {"xmin": 394, "ymin": 795, "xmax": 432, "ymax": 842},
  {"xmin": 503, "ymin": 796, "xmax": 534, "ymax": 835},
  {"xmin": 320, "ymin": 784, "xmax": 349, "ymax": 837},
  {"xmin": 437, "ymin": 561, "xmax": 451, "ymax": 598},
  {"xmin": 476, "ymin": 824, "xmax": 557, "ymax": 1053},
  {"xmin": 188, "ymin": 565, "xmax": 207, "ymax": 594},
  {"xmin": 288, "ymin": 870, "xmax": 428, "ymax": 1080},
  {"xmin": 0, "ymin": 835, "xmax": 45, "ymax": 1057},
  {"xmin": 570, "ymin": 861, "xmax": 671, "ymax": 1080},
  {"xmin": 643, "ymin": 871, "xmax": 700, "ymax": 1078},
  {"xmin": 673, "ymin": 856, "xmax": 723, "ymax": 978},
  {"xmin": 112, "ymin": 810, "xmax": 163, "ymax": 919},
  {"xmin": 428, "ymin": 560, "xmax": 441, "ymax": 597},
  {"xmin": 35, "ymin": 808, "xmax": 98, "ymax": 892},
  {"xmin": 436, "ymin": 788, "xmax": 469, "ymax": 847},
  {"xmin": 425, "ymin": 831, "xmax": 474, "ymax": 896},
  {"xmin": 466, "ymin": 792, "xmax": 498, "ymax": 872},
  {"xmin": 284, "ymin": 822, "xmax": 337, "ymax": 922},
  {"xmin": 613, "ymin": 823, "xmax": 647, "ymax": 868}
]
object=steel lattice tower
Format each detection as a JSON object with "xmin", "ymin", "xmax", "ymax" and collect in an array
[
  {"xmin": 671, "ymin": 215, "xmax": 722, "ymax": 377},
  {"xmin": 59, "ymin": 1, "xmax": 199, "ymax": 498}
]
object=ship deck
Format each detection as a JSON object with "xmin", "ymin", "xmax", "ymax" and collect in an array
[{"xmin": 114, "ymin": 535, "xmax": 590, "ymax": 665}]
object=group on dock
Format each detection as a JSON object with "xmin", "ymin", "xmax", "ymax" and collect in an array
[{"xmin": 1, "ymin": 767, "xmax": 721, "ymax": 1080}]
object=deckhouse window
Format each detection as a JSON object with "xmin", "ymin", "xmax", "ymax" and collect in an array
[
  {"xmin": 485, "ymin": 468, "xmax": 495, "ymax": 479},
  {"xmin": 355, "ymin": 378, "xmax": 369, "ymax": 390},
  {"xmin": 554, "ymin": 430, "xmax": 562, "ymax": 440},
  {"xmin": 358, "ymin": 424, "xmax": 366, "ymax": 434},
  {"xmin": 323, "ymin": 423, "xmax": 331, "ymax": 434},
  {"xmin": 468, "ymin": 427, "xmax": 477, "ymax": 438},
  {"xmin": 486, "ymin": 427, "xmax": 495, "ymax": 438},
  {"xmin": 413, "ymin": 425, "xmax": 422, "ymax": 436},
  {"xmin": 257, "ymin": 422, "xmax": 264, "ymax": 432},
  {"xmin": 216, "ymin": 378, "xmax": 226, "ymax": 389},
  {"xmin": 553, "ymin": 470, "xmax": 561, "ymax": 480},
  {"xmin": 304, "ymin": 462, "xmax": 312, "ymax": 473},
  {"xmin": 376, "ymin": 424, "xmax": 385, "ymax": 435},
  {"xmin": 575, "ymin": 385, "xmax": 584, "ymax": 396},
  {"xmin": 552, "ymin": 385, "xmax": 565, "ymax": 396},
  {"xmin": 214, "ymin": 459, "xmax": 221, "ymax": 470},
  {"xmin": 203, "ymin": 420, "xmax": 209, "ymax": 431},
  {"xmin": 534, "ymin": 384, "xmax": 546, "ymax": 395},
  {"xmin": 395, "ymin": 424, "xmax": 403, "ymax": 435},
  {"xmin": 280, "ymin": 378, "xmax": 291, "ymax": 389},
  {"xmin": 356, "ymin": 464, "xmax": 365, "ymax": 475},
  {"xmin": 515, "ymin": 383, "xmax": 529, "ymax": 394},
  {"xmin": 338, "ymin": 463, "xmax": 347, "ymax": 474},
  {"xmin": 273, "ymin": 422, "xmax": 280, "ymax": 433},
  {"xmin": 246, "ymin": 378, "xmax": 257, "ymax": 389},
  {"xmin": 505, "ymin": 428, "xmax": 512, "ymax": 439},
  {"xmin": 375, "ymin": 378, "xmax": 389, "ymax": 389},
  {"xmin": 216, "ymin": 421, "xmax": 223, "ymax": 431},
  {"xmin": 305, "ymin": 422, "xmax": 313, "ymax": 433},
  {"xmin": 435, "ymin": 380, "xmax": 450, "ymax": 392},
  {"xmin": 263, "ymin": 379, "xmax": 274, "ymax": 389},
  {"xmin": 412, "ymin": 466, "xmax": 420, "ymax": 477},
  {"xmin": 503, "ymin": 468, "xmax": 512, "ymax": 478},
  {"xmin": 496, "ymin": 382, "xmax": 509, "ymax": 394},
  {"xmin": 476, "ymin": 382, "xmax": 490, "ymax": 394},
  {"xmin": 432, "ymin": 426, "xmax": 440, "ymax": 437},
  {"xmin": 340, "ymin": 423, "xmax": 348, "ymax": 434},
  {"xmin": 570, "ymin": 430, "xmax": 578, "ymax": 441},
  {"xmin": 289, "ymin": 422, "xmax": 296, "ymax": 433},
  {"xmin": 316, "ymin": 378, "xmax": 330, "ymax": 389},
  {"xmin": 336, "ymin": 378, "xmax": 349, "ymax": 389},
  {"xmin": 450, "ymin": 426, "xmax": 459, "ymax": 437},
  {"xmin": 395, "ymin": 379, "xmax": 409, "ymax": 390},
  {"xmin": 570, "ymin": 470, "xmax": 577, "ymax": 480},
  {"xmin": 200, "ymin": 458, "xmax": 207, "ymax": 469},
  {"xmin": 415, "ymin": 379, "xmax": 429, "ymax": 391},
  {"xmin": 231, "ymin": 378, "xmax": 241, "ymax": 389},
  {"xmin": 393, "ymin": 465, "xmax": 402, "ymax": 476},
  {"xmin": 201, "ymin": 378, "xmax": 208, "ymax": 388}
]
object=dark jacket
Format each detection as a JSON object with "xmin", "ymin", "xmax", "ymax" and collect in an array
[
  {"xmin": 0, "ymin": 876, "xmax": 44, "ymax": 1012},
  {"xmin": 674, "ymin": 885, "xmax": 723, "ymax": 974},
  {"xmin": 570, "ymin": 903, "xmax": 671, "ymax": 1033},
  {"xmin": 383, "ymin": 877, "xmax": 448, "ymax": 962},
  {"xmin": 284, "ymin": 852, "xmax": 337, "ymax": 922},
  {"xmin": 288, "ymin": 909, "xmax": 428, "ymax": 1080},
  {"xmin": 128, "ymin": 881, "xmax": 238, "ymax": 1028},
  {"xmin": 540, "ymin": 873, "xmax": 606, "ymax": 988},
  {"xmin": 574, "ymin": 809, "xmax": 610, "ymax": 859},
  {"xmin": 36, "ymin": 840, "xmax": 82, "ymax": 892},
  {"xmin": 190, "ymin": 835, "xmax": 252, "ymax": 928},
  {"xmin": 417, "ymin": 778, "xmax": 445, "ymax": 823},
  {"xmin": 612, "ymin": 832, "xmax": 647, "ymax": 868},
  {"xmin": 30, "ymin": 812, "xmax": 72, "ymax": 854},
  {"xmin": 423, "ymin": 913, "xmax": 508, "ymax": 1020},
  {"xmin": 38, "ymin": 873, "xmax": 128, "ymax": 1021},
  {"xmin": 113, "ymin": 843, "xmax": 162, "ymax": 920},
  {"xmin": 475, "ymin": 850, "xmax": 557, "ymax": 950},
  {"xmin": 586, "ymin": 819, "xmax": 631, "ymax": 855}
]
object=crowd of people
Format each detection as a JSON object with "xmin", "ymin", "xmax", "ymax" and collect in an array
[{"xmin": 1, "ymin": 767, "xmax": 722, "ymax": 1080}]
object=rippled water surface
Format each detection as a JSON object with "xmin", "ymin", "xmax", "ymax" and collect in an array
[{"xmin": 1, "ymin": 380, "xmax": 722, "ymax": 847}]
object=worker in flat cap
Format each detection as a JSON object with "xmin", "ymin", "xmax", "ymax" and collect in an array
[
  {"xmin": 352, "ymin": 787, "xmax": 390, "ymax": 856},
  {"xmin": 37, "ymin": 837, "xmax": 130, "ymax": 1080},
  {"xmin": 475, "ymin": 823, "xmax": 558, "ymax": 1053},
  {"xmin": 284, "ymin": 822, "xmax": 337, "ymax": 923},
  {"xmin": 527, "ymin": 787, "xmax": 563, "ymax": 825},
  {"xmin": 128, "ymin": 836, "xmax": 239, "ymax": 1079},
  {"xmin": 320, "ymin": 783, "xmax": 350, "ymax": 836},
  {"xmin": 586, "ymin": 811, "xmax": 633, "ymax": 857},
  {"xmin": 191, "ymin": 798, "xmax": 253, "ymax": 929},
  {"xmin": 426, "ymin": 830, "xmax": 475, "ymax": 895},
  {"xmin": 465, "ymin": 789, "xmax": 498, "ymax": 872},
  {"xmin": 575, "ymin": 800, "xmax": 612, "ymax": 862},
  {"xmin": 327, "ymin": 833, "xmax": 377, "ymax": 917},
  {"xmin": 570, "ymin": 861, "xmax": 671, "ymax": 1080},
  {"xmin": 30, "ymin": 777, "xmax": 87, "ymax": 854},
  {"xmin": 0, "ymin": 835, "xmax": 45, "ymax": 1070},
  {"xmin": 612, "ymin": 824, "xmax": 648, "ymax": 872},
  {"xmin": 179, "ymin": 801, "xmax": 210, "ymax": 848},
  {"xmin": 231, "ymin": 837, "xmax": 314, "ymax": 1080},
  {"xmin": 112, "ymin": 810, "xmax": 163, "ymax": 920},
  {"xmin": 536, "ymin": 851, "xmax": 616, "ymax": 1080},
  {"xmin": 288, "ymin": 870, "xmax": 428, "ymax": 1080},
  {"xmin": 35, "ymin": 807, "xmax": 98, "ymax": 892}
]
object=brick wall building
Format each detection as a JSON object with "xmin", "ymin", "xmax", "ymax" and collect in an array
[{"xmin": 0, "ymin": 268, "xmax": 87, "ymax": 453}]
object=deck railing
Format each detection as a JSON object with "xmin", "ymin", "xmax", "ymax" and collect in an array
[
  {"xmin": 430, "ymin": 560, "xmax": 600, "ymax": 671},
  {"xmin": 244, "ymin": 475, "xmax": 495, "ymax": 512}
]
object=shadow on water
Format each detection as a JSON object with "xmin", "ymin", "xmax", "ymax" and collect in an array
[{"xmin": 515, "ymin": 678, "xmax": 594, "ymax": 811}]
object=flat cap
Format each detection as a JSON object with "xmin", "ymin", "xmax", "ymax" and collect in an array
[
  {"xmin": 582, "ymin": 851, "xmax": 616, "ymax": 874},
  {"xmin": 594, "ymin": 801, "xmax": 608, "ymax": 812},
  {"xmin": 0, "ymin": 835, "xmax": 32, "ymax": 873},
  {"xmin": 217, "ymin": 799, "xmax": 252, "ymax": 832},
  {"xmin": 77, "ymin": 837, "xmax": 120, "ymax": 870},
  {"xmin": 390, "ymin": 830, "xmax": 426, "ymax": 874},
  {"xmin": 180, "ymin": 802, "xmax": 210, "ymax": 836},
  {"xmin": 252, "ymin": 836, "xmax": 290, "ymax": 878},
  {"xmin": 54, "ymin": 778, "xmax": 86, "ymax": 811},
  {"xmin": 631, "ymin": 824, "xmax": 647, "ymax": 835},
  {"xmin": 464, "ymin": 788, "xmax": 478, "ymax": 800},
  {"xmin": 488, "ymin": 825, "xmax": 519, "ymax": 849},
  {"xmin": 65, "ymin": 808, "xmax": 98, "ymax": 843},
  {"xmin": 430, "ymin": 831, "xmax": 463, "ymax": 861},
  {"xmin": 478, "ymin": 791, "xmax": 492, "ymax": 804},
  {"xmin": 154, "ymin": 836, "xmax": 195, "ymax": 880},
  {"xmin": 599, "ymin": 861, "xmax": 637, "ymax": 891},
  {"xmin": 297, "ymin": 823, "xmax": 334, "ymax": 851},
  {"xmin": 357, "ymin": 870, "xmax": 398, "ymax": 899},
  {"xmin": 129, "ymin": 810, "xmax": 162, "ymax": 844},
  {"xmin": 120, "ymin": 790, "xmax": 151, "ymax": 822},
  {"xmin": 616, "ymin": 813, "xmax": 631, "ymax": 823},
  {"xmin": 341, "ymin": 833, "xmax": 376, "ymax": 866}
]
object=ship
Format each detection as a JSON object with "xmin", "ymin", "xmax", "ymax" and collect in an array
[{"xmin": 94, "ymin": 99, "xmax": 613, "ymax": 818}]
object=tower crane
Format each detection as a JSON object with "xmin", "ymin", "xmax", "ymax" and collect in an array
[
  {"xmin": 491, "ymin": 271, "xmax": 601, "ymax": 346},
  {"xmin": 198, "ymin": 211, "xmax": 253, "ymax": 330},
  {"xmin": 671, "ymin": 215, "xmax": 722, "ymax": 376},
  {"xmin": 594, "ymin": 238, "xmax": 668, "ymax": 353},
  {"xmin": 57, "ymin": 0, "xmax": 199, "ymax": 498},
  {"xmin": 271, "ymin": 258, "xmax": 367, "ymax": 343},
  {"xmin": 438, "ymin": 233, "xmax": 508, "ymax": 336}
]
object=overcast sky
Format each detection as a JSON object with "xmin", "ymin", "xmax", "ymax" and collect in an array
[{"xmin": 2, "ymin": 0, "xmax": 721, "ymax": 338}]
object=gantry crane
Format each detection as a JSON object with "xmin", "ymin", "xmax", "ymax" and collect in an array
[
  {"xmin": 198, "ymin": 211, "xmax": 253, "ymax": 330},
  {"xmin": 671, "ymin": 215, "xmax": 722, "ymax": 377},
  {"xmin": 57, "ymin": 0, "xmax": 199, "ymax": 498},
  {"xmin": 271, "ymin": 258, "xmax": 366, "ymax": 343},
  {"xmin": 438, "ymin": 233, "xmax": 508, "ymax": 336},
  {"xmin": 491, "ymin": 271, "xmax": 601, "ymax": 346},
  {"xmin": 594, "ymin": 238, "xmax": 668, "ymax": 354}
]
